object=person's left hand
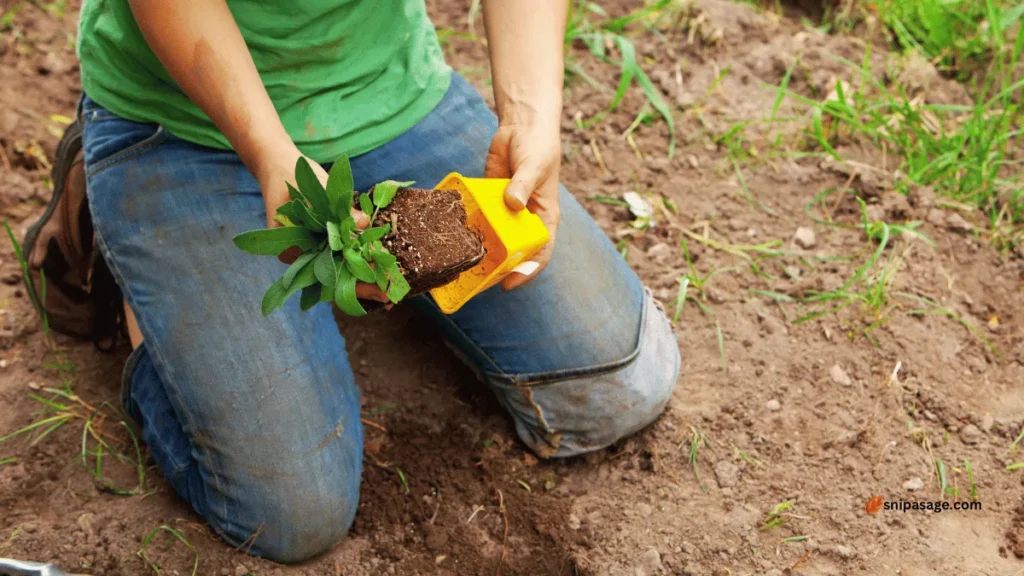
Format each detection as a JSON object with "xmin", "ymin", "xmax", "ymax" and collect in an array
[{"xmin": 485, "ymin": 120, "xmax": 561, "ymax": 290}]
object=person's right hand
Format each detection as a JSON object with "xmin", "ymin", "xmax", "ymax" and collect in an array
[{"xmin": 254, "ymin": 144, "xmax": 388, "ymax": 303}]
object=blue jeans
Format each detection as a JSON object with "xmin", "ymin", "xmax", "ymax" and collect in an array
[{"xmin": 81, "ymin": 74, "xmax": 680, "ymax": 563}]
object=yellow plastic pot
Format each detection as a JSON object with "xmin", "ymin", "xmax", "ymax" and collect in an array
[{"xmin": 429, "ymin": 173, "xmax": 550, "ymax": 314}]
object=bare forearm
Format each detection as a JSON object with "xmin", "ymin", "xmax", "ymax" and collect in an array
[
  {"xmin": 482, "ymin": 0, "xmax": 568, "ymax": 127},
  {"xmin": 127, "ymin": 0, "xmax": 292, "ymax": 178}
]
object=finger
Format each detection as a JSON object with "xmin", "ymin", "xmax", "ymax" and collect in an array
[
  {"xmin": 484, "ymin": 130, "xmax": 512, "ymax": 178},
  {"xmin": 355, "ymin": 282, "xmax": 389, "ymax": 303},
  {"xmin": 351, "ymin": 208, "xmax": 370, "ymax": 229},
  {"xmin": 504, "ymin": 162, "xmax": 545, "ymax": 212},
  {"xmin": 501, "ymin": 242, "xmax": 554, "ymax": 291}
]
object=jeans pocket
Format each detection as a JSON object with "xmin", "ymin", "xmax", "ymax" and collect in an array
[{"xmin": 83, "ymin": 102, "xmax": 168, "ymax": 178}]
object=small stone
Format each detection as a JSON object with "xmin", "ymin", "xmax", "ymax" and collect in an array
[
  {"xmin": 784, "ymin": 266, "xmax": 801, "ymax": 279},
  {"xmin": 836, "ymin": 544, "xmax": 855, "ymax": 559},
  {"xmin": 829, "ymin": 364, "xmax": 852, "ymax": 387},
  {"xmin": 637, "ymin": 548, "xmax": 662, "ymax": 574},
  {"xmin": 637, "ymin": 502, "xmax": 654, "ymax": 517},
  {"xmin": 76, "ymin": 513, "xmax": 96, "ymax": 536},
  {"xmin": 714, "ymin": 460, "xmax": 739, "ymax": 488},
  {"xmin": 946, "ymin": 213, "xmax": 974, "ymax": 232},
  {"xmin": 647, "ymin": 243, "xmax": 672, "ymax": 262},
  {"xmin": 686, "ymin": 154, "xmax": 700, "ymax": 169},
  {"xmin": 793, "ymin": 227, "xmax": 816, "ymax": 249},
  {"xmin": 766, "ymin": 399, "xmax": 781, "ymax": 411},
  {"xmin": 926, "ymin": 208, "xmax": 947, "ymax": 226},
  {"xmin": 960, "ymin": 424, "xmax": 983, "ymax": 445},
  {"xmin": 903, "ymin": 477, "xmax": 924, "ymax": 492},
  {"xmin": 234, "ymin": 565, "xmax": 249, "ymax": 576},
  {"xmin": 981, "ymin": 413, "xmax": 995, "ymax": 432},
  {"xmin": 27, "ymin": 381, "xmax": 41, "ymax": 391},
  {"xmin": 923, "ymin": 410, "xmax": 937, "ymax": 421},
  {"xmin": 568, "ymin": 514, "xmax": 582, "ymax": 530},
  {"xmin": 0, "ymin": 359, "xmax": 7, "ymax": 369},
  {"xmin": 0, "ymin": 272, "xmax": 20, "ymax": 285}
]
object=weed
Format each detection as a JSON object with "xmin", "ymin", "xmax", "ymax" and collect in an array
[
  {"xmin": 1011, "ymin": 425, "xmax": 1024, "ymax": 453},
  {"xmin": 564, "ymin": 0, "xmax": 679, "ymax": 156},
  {"xmin": 1007, "ymin": 462, "xmax": 1024, "ymax": 471},
  {"xmin": 964, "ymin": 459, "xmax": 978, "ymax": 500},
  {"xmin": 759, "ymin": 500, "xmax": 794, "ymax": 531},
  {"xmin": 138, "ymin": 525, "xmax": 199, "ymax": 576},
  {"xmin": 2, "ymin": 221, "xmax": 149, "ymax": 495},
  {"xmin": 679, "ymin": 426, "xmax": 710, "ymax": 493},
  {"xmin": 397, "ymin": 468, "xmax": 411, "ymax": 495}
]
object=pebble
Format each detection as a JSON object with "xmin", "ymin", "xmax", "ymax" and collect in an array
[
  {"xmin": 836, "ymin": 544, "xmax": 856, "ymax": 559},
  {"xmin": 234, "ymin": 565, "xmax": 249, "ymax": 576},
  {"xmin": 946, "ymin": 213, "xmax": 974, "ymax": 232},
  {"xmin": 635, "ymin": 548, "xmax": 662, "ymax": 576},
  {"xmin": 76, "ymin": 513, "xmax": 96, "ymax": 536},
  {"xmin": 568, "ymin": 513, "xmax": 582, "ymax": 530},
  {"xmin": 27, "ymin": 381, "xmax": 41, "ymax": 391},
  {"xmin": 793, "ymin": 227, "xmax": 816, "ymax": 249},
  {"xmin": 714, "ymin": 460, "xmax": 739, "ymax": 488},
  {"xmin": 960, "ymin": 424, "xmax": 983, "ymax": 445},
  {"xmin": 766, "ymin": 399, "xmax": 781, "ymax": 411},
  {"xmin": 636, "ymin": 502, "xmax": 654, "ymax": 517},
  {"xmin": 981, "ymin": 413, "xmax": 994, "ymax": 432},
  {"xmin": 903, "ymin": 477, "xmax": 924, "ymax": 492},
  {"xmin": 829, "ymin": 364, "xmax": 852, "ymax": 387},
  {"xmin": 686, "ymin": 154, "xmax": 700, "ymax": 169}
]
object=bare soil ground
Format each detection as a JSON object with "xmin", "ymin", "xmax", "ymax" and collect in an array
[{"xmin": 2, "ymin": 1, "xmax": 1024, "ymax": 575}]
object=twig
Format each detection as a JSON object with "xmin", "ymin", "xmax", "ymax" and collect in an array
[
  {"xmin": 589, "ymin": 137, "xmax": 609, "ymax": 175},
  {"xmin": 791, "ymin": 550, "xmax": 813, "ymax": 570},
  {"xmin": 361, "ymin": 417, "xmax": 388, "ymax": 432},
  {"xmin": 0, "ymin": 146, "xmax": 10, "ymax": 171},
  {"xmin": 494, "ymin": 489, "xmax": 509, "ymax": 576}
]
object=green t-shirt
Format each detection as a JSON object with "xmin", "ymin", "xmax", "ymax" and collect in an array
[{"xmin": 77, "ymin": 0, "xmax": 452, "ymax": 163}]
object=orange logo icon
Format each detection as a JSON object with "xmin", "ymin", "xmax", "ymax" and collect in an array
[{"xmin": 865, "ymin": 495, "xmax": 884, "ymax": 515}]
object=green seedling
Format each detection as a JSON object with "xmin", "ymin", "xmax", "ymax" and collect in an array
[
  {"xmin": 935, "ymin": 457, "xmax": 958, "ymax": 499},
  {"xmin": 679, "ymin": 426, "xmax": 710, "ymax": 493},
  {"xmin": 3, "ymin": 222, "xmax": 149, "ymax": 496},
  {"xmin": 138, "ymin": 525, "xmax": 199, "ymax": 576},
  {"xmin": 564, "ymin": 0, "xmax": 677, "ymax": 157},
  {"xmin": 1007, "ymin": 462, "xmax": 1024, "ymax": 471},
  {"xmin": 964, "ymin": 459, "xmax": 978, "ymax": 500},
  {"xmin": 233, "ymin": 155, "xmax": 411, "ymax": 317},
  {"xmin": 760, "ymin": 500, "xmax": 794, "ymax": 531},
  {"xmin": 0, "ymin": 457, "xmax": 15, "ymax": 466},
  {"xmin": 1011, "ymin": 426, "xmax": 1024, "ymax": 453}
]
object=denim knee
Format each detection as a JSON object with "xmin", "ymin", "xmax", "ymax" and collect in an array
[
  {"xmin": 230, "ymin": 452, "xmax": 361, "ymax": 563},
  {"xmin": 490, "ymin": 290, "xmax": 680, "ymax": 458}
]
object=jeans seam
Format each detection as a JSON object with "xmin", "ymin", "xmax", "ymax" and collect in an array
[
  {"xmin": 86, "ymin": 125, "xmax": 168, "ymax": 179},
  {"xmin": 484, "ymin": 288, "xmax": 652, "ymax": 388}
]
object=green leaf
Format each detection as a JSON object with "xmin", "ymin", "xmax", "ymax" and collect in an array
[
  {"xmin": 344, "ymin": 248, "xmax": 376, "ymax": 283},
  {"xmin": 333, "ymin": 267, "xmax": 366, "ymax": 316},
  {"xmin": 373, "ymin": 261, "xmax": 389, "ymax": 292},
  {"xmin": 278, "ymin": 195, "xmax": 324, "ymax": 232},
  {"xmin": 326, "ymin": 221, "xmax": 343, "ymax": 251},
  {"xmin": 282, "ymin": 250, "xmax": 317, "ymax": 289},
  {"xmin": 359, "ymin": 193, "xmax": 373, "ymax": 216},
  {"xmin": 370, "ymin": 248, "xmax": 397, "ymax": 269},
  {"xmin": 326, "ymin": 154, "xmax": 354, "ymax": 219},
  {"xmin": 261, "ymin": 257, "xmax": 317, "ymax": 315},
  {"xmin": 295, "ymin": 157, "xmax": 331, "ymax": 220},
  {"xmin": 300, "ymin": 285, "xmax": 321, "ymax": 311},
  {"xmin": 233, "ymin": 227, "xmax": 317, "ymax": 256},
  {"xmin": 371, "ymin": 180, "xmax": 413, "ymax": 210},
  {"xmin": 360, "ymin": 225, "xmax": 390, "ymax": 245},
  {"xmin": 384, "ymin": 262, "xmax": 411, "ymax": 302},
  {"xmin": 314, "ymin": 247, "xmax": 336, "ymax": 285}
]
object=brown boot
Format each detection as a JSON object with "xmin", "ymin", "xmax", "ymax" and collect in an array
[{"xmin": 22, "ymin": 115, "xmax": 122, "ymax": 348}]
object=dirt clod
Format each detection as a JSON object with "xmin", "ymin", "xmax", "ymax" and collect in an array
[
  {"xmin": 836, "ymin": 544, "xmax": 856, "ymax": 560},
  {"xmin": 766, "ymin": 399, "xmax": 781, "ymax": 411},
  {"xmin": 829, "ymin": 364, "xmax": 852, "ymax": 387},
  {"xmin": 903, "ymin": 478, "xmax": 924, "ymax": 492},
  {"xmin": 793, "ymin": 226, "xmax": 816, "ymax": 248},
  {"xmin": 714, "ymin": 460, "xmax": 739, "ymax": 488},
  {"xmin": 960, "ymin": 424, "xmax": 983, "ymax": 445}
]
